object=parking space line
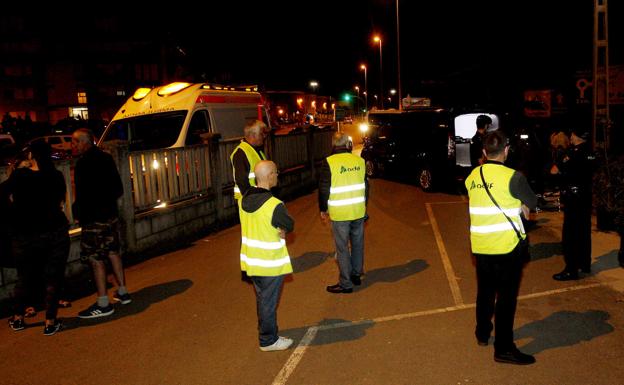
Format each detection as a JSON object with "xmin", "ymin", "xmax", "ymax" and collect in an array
[
  {"xmin": 426, "ymin": 202, "xmax": 464, "ymax": 306},
  {"xmin": 271, "ymin": 327, "xmax": 318, "ymax": 385},
  {"xmin": 271, "ymin": 282, "xmax": 604, "ymax": 385}
]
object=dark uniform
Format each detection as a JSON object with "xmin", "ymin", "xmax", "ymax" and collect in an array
[{"xmin": 555, "ymin": 140, "xmax": 594, "ymax": 279}]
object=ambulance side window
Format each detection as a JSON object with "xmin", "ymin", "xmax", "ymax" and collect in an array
[{"xmin": 186, "ymin": 110, "xmax": 211, "ymax": 145}]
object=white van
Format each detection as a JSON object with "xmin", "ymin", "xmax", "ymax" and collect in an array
[{"xmin": 99, "ymin": 82, "xmax": 269, "ymax": 151}]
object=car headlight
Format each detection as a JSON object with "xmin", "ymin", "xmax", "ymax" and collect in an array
[{"xmin": 359, "ymin": 123, "xmax": 369, "ymax": 133}]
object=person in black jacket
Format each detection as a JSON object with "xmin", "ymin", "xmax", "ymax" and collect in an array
[
  {"xmin": 1, "ymin": 141, "xmax": 69, "ymax": 335},
  {"xmin": 551, "ymin": 128, "xmax": 594, "ymax": 281},
  {"xmin": 470, "ymin": 115, "xmax": 492, "ymax": 168},
  {"xmin": 71, "ymin": 128, "xmax": 131, "ymax": 319}
]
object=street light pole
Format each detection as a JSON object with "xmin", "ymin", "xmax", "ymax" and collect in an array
[
  {"xmin": 354, "ymin": 85, "xmax": 360, "ymax": 116},
  {"xmin": 360, "ymin": 64, "xmax": 368, "ymax": 111},
  {"xmin": 396, "ymin": 0, "xmax": 402, "ymax": 111},
  {"xmin": 374, "ymin": 36, "xmax": 384, "ymax": 109}
]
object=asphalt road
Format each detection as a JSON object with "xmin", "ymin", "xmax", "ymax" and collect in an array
[{"xmin": 1, "ymin": 179, "xmax": 623, "ymax": 385}]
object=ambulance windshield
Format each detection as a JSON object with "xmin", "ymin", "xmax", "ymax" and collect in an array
[{"xmin": 101, "ymin": 111, "xmax": 187, "ymax": 151}]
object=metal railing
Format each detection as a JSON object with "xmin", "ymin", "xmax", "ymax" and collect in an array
[{"xmin": 128, "ymin": 145, "xmax": 212, "ymax": 212}]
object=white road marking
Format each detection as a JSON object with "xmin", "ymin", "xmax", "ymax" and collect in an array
[
  {"xmin": 271, "ymin": 282, "xmax": 604, "ymax": 385},
  {"xmin": 271, "ymin": 327, "xmax": 318, "ymax": 385},
  {"xmin": 426, "ymin": 202, "xmax": 464, "ymax": 306}
]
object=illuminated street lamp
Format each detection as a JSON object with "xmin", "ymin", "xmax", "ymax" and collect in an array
[
  {"xmin": 373, "ymin": 35, "xmax": 383, "ymax": 109},
  {"xmin": 389, "ymin": 88, "xmax": 396, "ymax": 105},
  {"xmin": 354, "ymin": 85, "xmax": 360, "ymax": 115},
  {"xmin": 309, "ymin": 81, "xmax": 319, "ymax": 93},
  {"xmin": 360, "ymin": 64, "xmax": 368, "ymax": 111}
]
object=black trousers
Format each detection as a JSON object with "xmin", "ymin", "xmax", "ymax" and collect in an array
[
  {"xmin": 12, "ymin": 227, "xmax": 70, "ymax": 320},
  {"xmin": 562, "ymin": 193, "xmax": 592, "ymax": 272},
  {"xmin": 475, "ymin": 246, "xmax": 524, "ymax": 352}
]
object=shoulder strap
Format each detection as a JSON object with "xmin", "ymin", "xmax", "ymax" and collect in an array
[{"xmin": 479, "ymin": 166, "xmax": 522, "ymax": 240}]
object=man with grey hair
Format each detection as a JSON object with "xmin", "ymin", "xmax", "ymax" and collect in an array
[
  {"xmin": 230, "ymin": 120, "xmax": 268, "ymax": 201},
  {"xmin": 231, "ymin": 120, "xmax": 269, "ymax": 282},
  {"xmin": 319, "ymin": 132, "xmax": 368, "ymax": 293},
  {"xmin": 71, "ymin": 128, "xmax": 131, "ymax": 319}
]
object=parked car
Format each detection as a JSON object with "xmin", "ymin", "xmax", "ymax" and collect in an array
[
  {"xmin": 0, "ymin": 134, "xmax": 18, "ymax": 166},
  {"xmin": 25, "ymin": 135, "xmax": 73, "ymax": 153},
  {"xmin": 0, "ymin": 134, "xmax": 15, "ymax": 148},
  {"xmin": 360, "ymin": 108, "xmax": 455, "ymax": 191}
]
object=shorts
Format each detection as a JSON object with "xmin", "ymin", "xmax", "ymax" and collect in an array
[{"xmin": 80, "ymin": 218, "xmax": 120, "ymax": 263}]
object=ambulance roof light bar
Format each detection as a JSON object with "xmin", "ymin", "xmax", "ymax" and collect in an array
[{"xmin": 157, "ymin": 82, "xmax": 192, "ymax": 96}]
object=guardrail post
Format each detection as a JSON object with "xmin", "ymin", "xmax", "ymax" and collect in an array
[
  {"xmin": 107, "ymin": 143, "xmax": 137, "ymax": 254},
  {"xmin": 307, "ymin": 129, "xmax": 315, "ymax": 176},
  {"xmin": 207, "ymin": 133, "xmax": 224, "ymax": 221}
]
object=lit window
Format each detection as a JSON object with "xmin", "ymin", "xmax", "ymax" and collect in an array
[
  {"xmin": 77, "ymin": 92, "xmax": 87, "ymax": 104},
  {"xmin": 116, "ymin": 90, "xmax": 126, "ymax": 96},
  {"xmin": 70, "ymin": 107, "xmax": 89, "ymax": 120}
]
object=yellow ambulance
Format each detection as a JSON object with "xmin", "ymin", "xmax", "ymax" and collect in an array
[{"xmin": 99, "ymin": 82, "xmax": 269, "ymax": 150}]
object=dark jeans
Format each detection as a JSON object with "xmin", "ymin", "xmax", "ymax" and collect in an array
[
  {"xmin": 475, "ymin": 245, "xmax": 524, "ymax": 352},
  {"xmin": 331, "ymin": 218, "xmax": 365, "ymax": 289},
  {"xmin": 251, "ymin": 275, "xmax": 285, "ymax": 347},
  {"xmin": 12, "ymin": 227, "xmax": 70, "ymax": 320},
  {"xmin": 562, "ymin": 193, "xmax": 592, "ymax": 272}
]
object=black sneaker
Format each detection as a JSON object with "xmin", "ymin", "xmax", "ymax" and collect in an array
[
  {"xmin": 113, "ymin": 291, "xmax": 132, "ymax": 305},
  {"xmin": 475, "ymin": 332, "xmax": 489, "ymax": 346},
  {"xmin": 494, "ymin": 346, "xmax": 536, "ymax": 365},
  {"xmin": 350, "ymin": 275, "xmax": 362, "ymax": 286},
  {"xmin": 8, "ymin": 317, "xmax": 25, "ymax": 331},
  {"xmin": 43, "ymin": 320, "xmax": 62, "ymax": 336},
  {"xmin": 78, "ymin": 303, "xmax": 114, "ymax": 319}
]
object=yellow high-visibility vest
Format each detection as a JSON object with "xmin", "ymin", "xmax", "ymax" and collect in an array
[
  {"xmin": 239, "ymin": 197, "xmax": 292, "ymax": 277},
  {"xmin": 465, "ymin": 163, "xmax": 525, "ymax": 255},
  {"xmin": 230, "ymin": 141, "xmax": 266, "ymax": 200},
  {"xmin": 327, "ymin": 153, "xmax": 366, "ymax": 221}
]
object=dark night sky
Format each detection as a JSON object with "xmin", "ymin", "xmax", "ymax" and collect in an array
[
  {"xmin": 13, "ymin": 1, "xmax": 624, "ymax": 105},
  {"xmin": 165, "ymin": 0, "xmax": 620, "ymax": 100}
]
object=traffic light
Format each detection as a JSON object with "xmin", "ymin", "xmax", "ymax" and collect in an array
[{"xmin": 343, "ymin": 94, "xmax": 351, "ymax": 102}]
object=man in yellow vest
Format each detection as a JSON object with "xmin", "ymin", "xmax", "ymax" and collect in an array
[
  {"xmin": 466, "ymin": 130, "xmax": 537, "ymax": 365},
  {"xmin": 240, "ymin": 160, "xmax": 294, "ymax": 351},
  {"xmin": 230, "ymin": 120, "xmax": 268, "ymax": 201},
  {"xmin": 231, "ymin": 120, "xmax": 268, "ymax": 282},
  {"xmin": 319, "ymin": 132, "xmax": 368, "ymax": 294}
]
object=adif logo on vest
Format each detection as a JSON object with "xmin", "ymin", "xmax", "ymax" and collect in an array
[
  {"xmin": 340, "ymin": 165, "xmax": 361, "ymax": 174},
  {"xmin": 469, "ymin": 180, "xmax": 494, "ymax": 190}
]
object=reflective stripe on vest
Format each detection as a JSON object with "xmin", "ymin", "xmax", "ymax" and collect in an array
[
  {"xmin": 239, "ymin": 196, "xmax": 293, "ymax": 276},
  {"xmin": 230, "ymin": 141, "xmax": 266, "ymax": 200},
  {"xmin": 465, "ymin": 164, "xmax": 524, "ymax": 255},
  {"xmin": 326, "ymin": 153, "xmax": 366, "ymax": 221}
]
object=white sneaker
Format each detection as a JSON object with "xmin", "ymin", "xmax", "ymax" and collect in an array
[{"xmin": 259, "ymin": 336, "xmax": 294, "ymax": 352}]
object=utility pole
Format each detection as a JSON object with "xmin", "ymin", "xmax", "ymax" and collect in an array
[
  {"xmin": 396, "ymin": 0, "xmax": 402, "ymax": 111},
  {"xmin": 593, "ymin": 0, "xmax": 610, "ymax": 150}
]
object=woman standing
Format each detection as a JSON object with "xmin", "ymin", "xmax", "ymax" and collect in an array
[{"xmin": 0, "ymin": 141, "xmax": 69, "ymax": 335}]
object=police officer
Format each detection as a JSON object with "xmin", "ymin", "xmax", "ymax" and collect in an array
[
  {"xmin": 319, "ymin": 132, "xmax": 368, "ymax": 293},
  {"xmin": 551, "ymin": 128, "xmax": 594, "ymax": 281},
  {"xmin": 466, "ymin": 130, "xmax": 537, "ymax": 365}
]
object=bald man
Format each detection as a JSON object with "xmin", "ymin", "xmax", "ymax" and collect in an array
[{"xmin": 239, "ymin": 160, "xmax": 295, "ymax": 351}]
